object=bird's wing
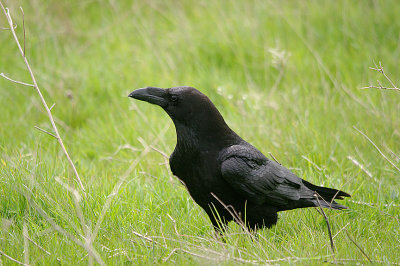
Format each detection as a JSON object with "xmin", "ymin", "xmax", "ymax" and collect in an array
[{"xmin": 219, "ymin": 144, "xmax": 314, "ymax": 206}]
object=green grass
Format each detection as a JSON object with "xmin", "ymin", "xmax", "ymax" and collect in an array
[{"xmin": 1, "ymin": 0, "xmax": 399, "ymax": 264}]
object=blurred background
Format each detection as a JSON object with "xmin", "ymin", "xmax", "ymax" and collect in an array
[{"xmin": 0, "ymin": 0, "xmax": 399, "ymax": 264}]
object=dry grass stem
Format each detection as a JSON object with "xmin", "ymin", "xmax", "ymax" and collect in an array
[
  {"xmin": 268, "ymin": 152, "xmax": 281, "ymax": 164},
  {"xmin": 347, "ymin": 155, "xmax": 377, "ymax": 182},
  {"xmin": 322, "ymin": 223, "xmax": 350, "ymax": 249},
  {"xmin": 361, "ymin": 62, "xmax": 400, "ymax": 91},
  {"xmin": 19, "ymin": 6, "xmax": 25, "ymax": 56},
  {"xmin": 387, "ymin": 147, "xmax": 400, "ymax": 161},
  {"xmin": 0, "ymin": 1, "xmax": 86, "ymax": 194},
  {"xmin": 353, "ymin": 126, "xmax": 400, "ymax": 173},
  {"xmin": 314, "ymin": 194, "xmax": 335, "ymax": 256},
  {"xmin": 23, "ymin": 233, "xmax": 61, "ymax": 261},
  {"xmin": 302, "ymin": 156, "xmax": 322, "ymax": 171},
  {"xmin": 210, "ymin": 192, "xmax": 249, "ymax": 233},
  {"xmin": 349, "ymin": 200, "xmax": 399, "ymax": 208},
  {"xmin": 0, "ymin": 72, "xmax": 34, "ymax": 87},
  {"xmin": 33, "ymin": 126, "xmax": 57, "ymax": 138},
  {"xmin": 150, "ymin": 145, "xmax": 174, "ymax": 181},
  {"xmin": 264, "ymin": 255, "xmax": 332, "ymax": 263},
  {"xmin": 0, "ymin": 249, "xmax": 29, "ymax": 265},
  {"xmin": 0, "ymin": 21, "xmax": 16, "ymax": 29},
  {"xmin": 336, "ymin": 258, "xmax": 400, "ymax": 265},
  {"xmin": 23, "ymin": 222, "xmax": 29, "ymax": 265},
  {"xmin": 166, "ymin": 214, "xmax": 180, "ymax": 236},
  {"xmin": 150, "ymin": 145, "xmax": 169, "ymax": 159},
  {"xmin": 344, "ymin": 229, "xmax": 372, "ymax": 262}
]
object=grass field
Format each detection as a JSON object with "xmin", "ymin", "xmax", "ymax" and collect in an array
[{"xmin": 1, "ymin": 0, "xmax": 399, "ymax": 264}]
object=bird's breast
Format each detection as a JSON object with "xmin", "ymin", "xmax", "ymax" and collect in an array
[{"xmin": 170, "ymin": 148, "xmax": 223, "ymax": 193}]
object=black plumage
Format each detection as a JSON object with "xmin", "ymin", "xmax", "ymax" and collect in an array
[{"xmin": 128, "ymin": 86, "xmax": 350, "ymax": 231}]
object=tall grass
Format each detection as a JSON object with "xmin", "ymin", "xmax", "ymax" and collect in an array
[{"xmin": 1, "ymin": 0, "xmax": 399, "ymax": 264}]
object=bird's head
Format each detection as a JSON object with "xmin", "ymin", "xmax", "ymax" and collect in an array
[
  {"xmin": 129, "ymin": 86, "xmax": 219, "ymax": 124},
  {"xmin": 129, "ymin": 86, "xmax": 239, "ymax": 146}
]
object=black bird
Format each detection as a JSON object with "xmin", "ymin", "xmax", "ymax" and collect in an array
[{"xmin": 128, "ymin": 86, "xmax": 350, "ymax": 231}]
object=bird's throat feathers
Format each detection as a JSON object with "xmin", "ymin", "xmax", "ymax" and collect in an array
[{"xmin": 173, "ymin": 111, "xmax": 241, "ymax": 153}]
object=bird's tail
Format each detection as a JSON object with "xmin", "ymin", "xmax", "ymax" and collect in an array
[{"xmin": 302, "ymin": 180, "xmax": 351, "ymax": 210}]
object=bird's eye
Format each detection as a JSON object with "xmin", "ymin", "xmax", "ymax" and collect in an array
[{"xmin": 170, "ymin": 95, "xmax": 178, "ymax": 102}]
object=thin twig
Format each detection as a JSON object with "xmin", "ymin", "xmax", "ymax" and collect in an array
[
  {"xmin": 268, "ymin": 152, "xmax": 281, "ymax": 165},
  {"xmin": 163, "ymin": 248, "xmax": 179, "ymax": 262},
  {"xmin": 349, "ymin": 200, "xmax": 399, "ymax": 208},
  {"xmin": 344, "ymin": 229, "xmax": 372, "ymax": 262},
  {"xmin": 302, "ymin": 155, "xmax": 322, "ymax": 171},
  {"xmin": 23, "ymin": 233, "xmax": 61, "ymax": 261},
  {"xmin": 132, "ymin": 231, "xmax": 156, "ymax": 243},
  {"xmin": 353, "ymin": 126, "xmax": 400, "ymax": 173},
  {"xmin": 346, "ymin": 155, "xmax": 376, "ymax": 182},
  {"xmin": 265, "ymin": 255, "xmax": 332, "ymax": 263},
  {"xmin": 166, "ymin": 214, "xmax": 180, "ymax": 236},
  {"xmin": 388, "ymin": 148, "xmax": 400, "ymax": 161},
  {"xmin": 150, "ymin": 145, "xmax": 174, "ymax": 181},
  {"xmin": 0, "ymin": 1, "xmax": 86, "ymax": 194},
  {"xmin": 361, "ymin": 62, "xmax": 400, "ymax": 91},
  {"xmin": 211, "ymin": 193, "xmax": 246, "ymax": 231},
  {"xmin": 150, "ymin": 145, "xmax": 169, "ymax": 159},
  {"xmin": 99, "ymin": 143, "xmax": 139, "ymax": 161},
  {"xmin": 34, "ymin": 126, "xmax": 57, "ymax": 138},
  {"xmin": 20, "ymin": 6, "xmax": 25, "ymax": 57},
  {"xmin": 314, "ymin": 194, "xmax": 335, "ymax": 255},
  {"xmin": 361, "ymin": 86, "xmax": 400, "ymax": 91},
  {"xmin": 0, "ymin": 22, "xmax": 16, "ymax": 29},
  {"xmin": 23, "ymin": 222, "xmax": 29, "ymax": 265},
  {"xmin": 336, "ymin": 258, "xmax": 400, "ymax": 265},
  {"xmin": 162, "ymin": 248, "xmax": 223, "ymax": 262},
  {"xmin": 322, "ymin": 223, "xmax": 350, "ymax": 249},
  {"xmin": 0, "ymin": 72, "xmax": 34, "ymax": 87},
  {"xmin": 0, "ymin": 249, "xmax": 29, "ymax": 265},
  {"xmin": 346, "ymin": 155, "xmax": 372, "ymax": 178}
]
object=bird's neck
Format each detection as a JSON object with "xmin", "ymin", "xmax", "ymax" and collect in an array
[{"xmin": 173, "ymin": 117, "xmax": 241, "ymax": 154}]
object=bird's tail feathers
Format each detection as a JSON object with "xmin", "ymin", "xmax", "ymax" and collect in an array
[
  {"xmin": 314, "ymin": 197, "xmax": 348, "ymax": 210},
  {"xmin": 302, "ymin": 180, "xmax": 351, "ymax": 210}
]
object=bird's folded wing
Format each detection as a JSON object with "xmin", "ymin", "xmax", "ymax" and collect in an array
[{"xmin": 219, "ymin": 144, "xmax": 312, "ymax": 205}]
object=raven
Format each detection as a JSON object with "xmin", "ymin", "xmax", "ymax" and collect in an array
[{"xmin": 128, "ymin": 86, "xmax": 350, "ymax": 231}]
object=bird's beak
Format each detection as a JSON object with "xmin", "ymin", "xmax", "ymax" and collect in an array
[{"xmin": 128, "ymin": 87, "xmax": 168, "ymax": 107}]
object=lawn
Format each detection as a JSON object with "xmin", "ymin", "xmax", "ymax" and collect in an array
[{"xmin": 0, "ymin": 0, "xmax": 399, "ymax": 264}]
